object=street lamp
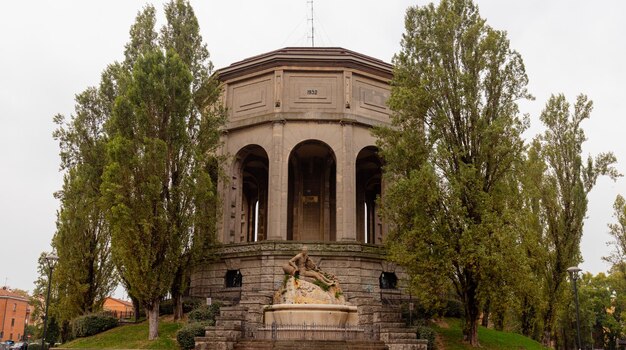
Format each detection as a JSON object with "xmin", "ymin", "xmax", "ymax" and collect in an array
[
  {"xmin": 567, "ymin": 266, "xmax": 582, "ymax": 350},
  {"xmin": 41, "ymin": 252, "xmax": 58, "ymax": 350}
]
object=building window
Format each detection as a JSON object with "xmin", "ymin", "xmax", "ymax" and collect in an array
[
  {"xmin": 379, "ymin": 272, "xmax": 398, "ymax": 289},
  {"xmin": 13, "ymin": 303, "xmax": 16, "ymax": 311},
  {"xmin": 225, "ymin": 270, "xmax": 242, "ymax": 288},
  {"xmin": 11, "ymin": 318, "xmax": 15, "ymax": 327},
  {"xmin": 9, "ymin": 333, "xmax": 13, "ymax": 340}
]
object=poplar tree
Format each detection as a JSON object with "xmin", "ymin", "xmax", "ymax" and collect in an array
[
  {"xmin": 103, "ymin": 48, "xmax": 192, "ymax": 339},
  {"xmin": 51, "ymin": 87, "xmax": 117, "ymax": 323},
  {"xmin": 160, "ymin": 0, "xmax": 222, "ymax": 320},
  {"xmin": 605, "ymin": 194, "xmax": 626, "ymax": 269},
  {"xmin": 377, "ymin": 0, "xmax": 531, "ymax": 345},
  {"xmin": 50, "ymin": 1, "xmax": 222, "ymax": 339},
  {"xmin": 101, "ymin": 1, "xmax": 223, "ymax": 334},
  {"xmin": 531, "ymin": 94, "xmax": 619, "ymax": 346}
]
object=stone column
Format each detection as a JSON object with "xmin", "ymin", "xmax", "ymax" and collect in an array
[
  {"xmin": 217, "ymin": 131, "xmax": 232, "ymax": 243},
  {"xmin": 268, "ymin": 120, "xmax": 286, "ymax": 240},
  {"xmin": 338, "ymin": 122, "xmax": 357, "ymax": 241}
]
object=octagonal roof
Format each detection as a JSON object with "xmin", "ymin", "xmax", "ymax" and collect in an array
[{"xmin": 216, "ymin": 47, "xmax": 393, "ymax": 81}]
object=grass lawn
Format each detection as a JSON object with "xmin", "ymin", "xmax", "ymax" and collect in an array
[
  {"xmin": 434, "ymin": 318, "xmax": 549, "ymax": 350},
  {"xmin": 61, "ymin": 318, "xmax": 183, "ymax": 349}
]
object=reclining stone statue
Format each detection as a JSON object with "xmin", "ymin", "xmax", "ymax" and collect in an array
[{"xmin": 282, "ymin": 246, "xmax": 336, "ymax": 286}]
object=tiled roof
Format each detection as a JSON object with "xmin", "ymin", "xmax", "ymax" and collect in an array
[
  {"xmin": 105, "ymin": 296, "xmax": 133, "ymax": 307},
  {"xmin": 0, "ymin": 288, "xmax": 29, "ymax": 301}
]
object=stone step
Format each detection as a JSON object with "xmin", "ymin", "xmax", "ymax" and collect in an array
[
  {"xmin": 215, "ymin": 319, "xmax": 243, "ymax": 330},
  {"xmin": 233, "ymin": 340, "xmax": 388, "ymax": 350},
  {"xmin": 232, "ymin": 340, "xmax": 273, "ymax": 350},
  {"xmin": 376, "ymin": 311, "xmax": 403, "ymax": 323},
  {"xmin": 380, "ymin": 330, "xmax": 418, "ymax": 341},
  {"xmin": 379, "ymin": 322, "xmax": 407, "ymax": 329},
  {"xmin": 386, "ymin": 339, "xmax": 429, "ymax": 350},
  {"xmin": 220, "ymin": 306, "xmax": 248, "ymax": 318}
]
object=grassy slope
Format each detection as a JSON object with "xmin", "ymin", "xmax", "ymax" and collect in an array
[
  {"xmin": 61, "ymin": 319, "xmax": 182, "ymax": 349},
  {"xmin": 435, "ymin": 318, "xmax": 549, "ymax": 350},
  {"xmin": 60, "ymin": 316, "xmax": 546, "ymax": 350}
]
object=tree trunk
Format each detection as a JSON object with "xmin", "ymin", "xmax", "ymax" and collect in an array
[
  {"xmin": 147, "ymin": 302, "xmax": 160, "ymax": 340},
  {"xmin": 131, "ymin": 295, "xmax": 140, "ymax": 322},
  {"xmin": 463, "ymin": 280, "xmax": 480, "ymax": 347},
  {"xmin": 464, "ymin": 315, "xmax": 479, "ymax": 346},
  {"xmin": 481, "ymin": 298, "xmax": 490, "ymax": 328},
  {"xmin": 173, "ymin": 292, "xmax": 183, "ymax": 321},
  {"xmin": 542, "ymin": 302, "xmax": 554, "ymax": 347},
  {"xmin": 171, "ymin": 268, "xmax": 184, "ymax": 321}
]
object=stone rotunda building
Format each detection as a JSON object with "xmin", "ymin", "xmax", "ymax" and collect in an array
[{"xmin": 191, "ymin": 48, "xmax": 425, "ymax": 350}]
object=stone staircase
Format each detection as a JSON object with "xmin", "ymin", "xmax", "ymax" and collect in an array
[
  {"xmin": 195, "ymin": 305, "xmax": 248, "ymax": 350},
  {"xmin": 376, "ymin": 305, "xmax": 428, "ymax": 350},
  {"xmin": 233, "ymin": 340, "xmax": 388, "ymax": 350},
  {"xmin": 195, "ymin": 302, "xmax": 427, "ymax": 350}
]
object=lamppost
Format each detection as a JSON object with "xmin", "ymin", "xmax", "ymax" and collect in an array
[
  {"xmin": 41, "ymin": 252, "xmax": 58, "ymax": 350},
  {"xmin": 567, "ymin": 266, "xmax": 582, "ymax": 350}
]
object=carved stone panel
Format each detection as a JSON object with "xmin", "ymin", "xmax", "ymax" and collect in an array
[
  {"xmin": 230, "ymin": 75, "xmax": 273, "ymax": 120},
  {"xmin": 285, "ymin": 73, "xmax": 340, "ymax": 111},
  {"xmin": 353, "ymin": 77, "xmax": 391, "ymax": 121}
]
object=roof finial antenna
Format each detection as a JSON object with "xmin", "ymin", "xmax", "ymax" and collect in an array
[{"xmin": 307, "ymin": 0, "xmax": 314, "ymax": 47}]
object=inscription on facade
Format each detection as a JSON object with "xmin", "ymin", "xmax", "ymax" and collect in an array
[{"xmin": 286, "ymin": 74, "xmax": 338, "ymax": 110}]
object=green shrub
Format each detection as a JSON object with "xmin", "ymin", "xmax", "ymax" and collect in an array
[
  {"xmin": 72, "ymin": 313, "xmax": 119, "ymax": 338},
  {"xmin": 444, "ymin": 299, "xmax": 463, "ymax": 318},
  {"xmin": 160, "ymin": 299, "xmax": 174, "ymax": 315},
  {"xmin": 182, "ymin": 298, "xmax": 204, "ymax": 313},
  {"xmin": 176, "ymin": 322, "xmax": 209, "ymax": 350},
  {"xmin": 27, "ymin": 342, "xmax": 50, "ymax": 350},
  {"xmin": 417, "ymin": 325, "xmax": 437, "ymax": 350},
  {"xmin": 159, "ymin": 298, "xmax": 204, "ymax": 315},
  {"xmin": 188, "ymin": 303, "xmax": 221, "ymax": 323}
]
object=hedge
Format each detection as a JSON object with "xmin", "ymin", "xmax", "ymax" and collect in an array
[
  {"xmin": 72, "ymin": 313, "xmax": 119, "ymax": 338},
  {"xmin": 188, "ymin": 303, "xmax": 221, "ymax": 323},
  {"xmin": 176, "ymin": 322, "xmax": 211, "ymax": 350},
  {"xmin": 417, "ymin": 325, "xmax": 437, "ymax": 350}
]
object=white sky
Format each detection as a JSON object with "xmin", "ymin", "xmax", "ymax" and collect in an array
[{"xmin": 1, "ymin": 0, "xmax": 624, "ymax": 294}]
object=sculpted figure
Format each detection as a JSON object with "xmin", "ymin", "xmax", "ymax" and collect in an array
[{"xmin": 283, "ymin": 246, "xmax": 336, "ymax": 286}]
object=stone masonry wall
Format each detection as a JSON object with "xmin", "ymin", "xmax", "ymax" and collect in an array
[{"xmin": 189, "ymin": 241, "xmax": 409, "ymax": 328}]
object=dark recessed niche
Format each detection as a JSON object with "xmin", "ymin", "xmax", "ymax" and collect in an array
[
  {"xmin": 379, "ymin": 272, "xmax": 398, "ymax": 289},
  {"xmin": 225, "ymin": 270, "xmax": 242, "ymax": 288}
]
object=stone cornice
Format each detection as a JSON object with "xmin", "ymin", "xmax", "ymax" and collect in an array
[{"xmin": 216, "ymin": 47, "xmax": 393, "ymax": 82}]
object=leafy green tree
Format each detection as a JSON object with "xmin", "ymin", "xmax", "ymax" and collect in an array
[
  {"xmin": 159, "ymin": 0, "xmax": 222, "ymax": 320},
  {"xmin": 376, "ymin": 0, "xmax": 531, "ymax": 345},
  {"xmin": 52, "ymin": 87, "xmax": 117, "ymax": 323},
  {"xmin": 605, "ymin": 194, "xmax": 626, "ymax": 269},
  {"xmin": 529, "ymin": 94, "xmax": 619, "ymax": 346},
  {"xmin": 102, "ymin": 33, "xmax": 221, "ymax": 337},
  {"xmin": 32, "ymin": 253, "xmax": 61, "ymax": 344}
]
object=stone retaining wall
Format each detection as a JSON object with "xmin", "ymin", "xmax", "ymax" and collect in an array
[{"xmin": 189, "ymin": 241, "xmax": 409, "ymax": 327}]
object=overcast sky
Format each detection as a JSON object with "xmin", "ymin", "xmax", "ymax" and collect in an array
[{"xmin": 1, "ymin": 0, "xmax": 624, "ymax": 294}]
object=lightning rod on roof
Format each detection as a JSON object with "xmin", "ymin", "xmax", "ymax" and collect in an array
[{"xmin": 307, "ymin": 0, "xmax": 314, "ymax": 47}]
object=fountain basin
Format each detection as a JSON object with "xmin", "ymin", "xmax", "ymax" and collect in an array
[{"xmin": 264, "ymin": 303, "xmax": 358, "ymax": 327}]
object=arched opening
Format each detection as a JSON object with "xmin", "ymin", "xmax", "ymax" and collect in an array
[
  {"xmin": 356, "ymin": 146, "xmax": 382, "ymax": 244},
  {"xmin": 287, "ymin": 140, "xmax": 336, "ymax": 241},
  {"xmin": 235, "ymin": 145, "xmax": 268, "ymax": 242}
]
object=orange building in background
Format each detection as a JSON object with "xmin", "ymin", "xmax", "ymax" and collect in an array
[
  {"xmin": 102, "ymin": 297, "xmax": 133, "ymax": 319},
  {"xmin": 0, "ymin": 287, "xmax": 30, "ymax": 342}
]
